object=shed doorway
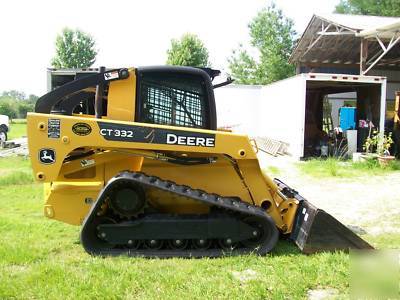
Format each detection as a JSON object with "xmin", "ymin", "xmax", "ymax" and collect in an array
[{"xmin": 303, "ymin": 81, "xmax": 382, "ymax": 158}]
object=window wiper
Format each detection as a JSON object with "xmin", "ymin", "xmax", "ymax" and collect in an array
[
  {"xmin": 171, "ymin": 92, "xmax": 200, "ymax": 128},
  {"xmin": 213, "ymin": 77, "xmax": 234, "ymax": 89}
]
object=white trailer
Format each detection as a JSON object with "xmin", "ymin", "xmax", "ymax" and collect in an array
[
  {"xmin": 0, "ymin": 114, "xmax": 10, "ymax": 141},
  {"xmin": 214, "ymin": 73, "xmax": 387, "ymax": 159},
  {"xmin": 47, "ymin": 68, "xmax": 101, "ymax": 91}
]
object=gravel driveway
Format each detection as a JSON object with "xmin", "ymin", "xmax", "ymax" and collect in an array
[{"xmin": 258, "ymin": 153, "xmax": 400, "ymax": 237}]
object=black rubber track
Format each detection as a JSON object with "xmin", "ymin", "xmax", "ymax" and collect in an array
[{"xmin": 81, "ymin": 171, "xmax": 279, "ymax": 257}]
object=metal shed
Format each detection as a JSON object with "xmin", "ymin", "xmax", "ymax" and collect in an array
[
  {"xmin": 290, "ymin": 14, "xmax": 400, "ymax": 75},
  {"xmin": 216, "ymin": 14, "xmax": 400, "ymax": 159},
  {"xmin": 215, "ymin": 73, "xmax": 387, "ymax": 159}
]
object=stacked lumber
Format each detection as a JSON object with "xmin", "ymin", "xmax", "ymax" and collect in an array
[
  {"xmin": 254, "ymin": 137, "xmax": 289, "ymax": 157},
  {"xmin": 0, "ymin": 138, "xmax": 28, "ymax": 157}
]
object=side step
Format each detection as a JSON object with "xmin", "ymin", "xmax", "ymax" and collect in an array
[{"xmin": 274, "ymin": 178, "xmax": 374, "ymax": 254}]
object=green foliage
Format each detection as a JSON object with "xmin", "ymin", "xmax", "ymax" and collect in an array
[
  {"xmin": 297, "ymin": 158, "xmax": 400, "ymax": 178},
  {"xmin": 166, "ymin": 33, "xmax": 209, "ymax": 67},
  {"xmin": 0, "ymin": 91, "xmax": 37, "ymax": 119},
  {"xmin": 335, "ymin": 0, "xmax": 400, "ymax": 16},
  {"xmin": 17, "ymin": 102, "xmax": 33, "ymax": 119},
  {"xmin": 363, "ymin": 130, "xmax": 394, "ymax": 155},
  {"xmin": 0, "ymin": 100, "xmax": 17, "ymax": 119},
  {"xmin": 51, "ymin": 28, "xmax": 97, "ymax": 68},
  {"xmin": 2, "ymin": 90, "xmax": 26, "ymax": 101},
  {"xmin": 27, "ymin": 94, "xmax": 39, "ymax": 103},
  {"xmin": 228, "ymin": 4, "xmax": 296, "ymax": 85},
  {"xmin": 8, "ymin": 122, "xmax": 27, "ymax": 139}
]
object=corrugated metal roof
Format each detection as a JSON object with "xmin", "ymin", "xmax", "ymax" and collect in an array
[
  {"xmin": 289, "ymin": 14, "xmax": 400, "ymax": 70},
  {"xmin": 316, "ymin": 14, "xmax": 399, "ymax": 31}
]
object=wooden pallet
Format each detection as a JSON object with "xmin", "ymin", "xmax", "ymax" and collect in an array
[
  {"xmin": 255, "ymin": 137, "xmax": 288, "ymax": 156},
  {"xmin": 0, "ymin": 138, "xmax": 28, "ymax": 157}
]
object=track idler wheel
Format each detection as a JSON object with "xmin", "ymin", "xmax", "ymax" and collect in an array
[
  {"xmin": 145, "ymin": 239, "xmax": 164, "ymax": 250},
  {"xmin": 126, "ymin": 240, "xmax": 141, "ymax": 250},
  {"xmin": 192, "ymin": 239, "xmax": 212, "ymax": 250},
  {"xmin": 108, "ymin": 181, "xmax": 146, "ymax": 218},
  {"xmin": 218, "ymin": 238, "xmax": 238, "ymax": 250},
  {"xmin": 168, "ymin": 239, "xmax": 189, "ymax": 250},
  {"xmin": 241, "ymin": 216, "xmax": 279, "ymax": 254},
  {"xmin": 81, "ymin": 216, "xmax": 117, "ymax": 252}
]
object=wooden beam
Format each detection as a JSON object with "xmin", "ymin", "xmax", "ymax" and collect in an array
[
  {"xmin": 317, "ymin": 31, "xmax": 354, "ymax": 36},
  {"xmin": 363, "ymin": 35, "xmax": 400, "ymax": 74},
  {"xmin": 301, "ymin": 24, "xmax": 332, "ymax": 58},
  {"xmin": 360, "ymin": 38, "xmax": 368, "ymax": 75},
  {"xmin": 300, "ymin": 62, "xmax": 359, "ymax": 69}
]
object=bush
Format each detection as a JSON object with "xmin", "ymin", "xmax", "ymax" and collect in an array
[
  {"xmin": 0, "ymin": 100, "xmax": 18, "ymax": 119},
  {"xmin": 0, "ymin": 91, "xmax": 38, "ymax": 119},
  {"xmin": 17, "ymin": 102, "xmax": 34, "ymax": 118}
]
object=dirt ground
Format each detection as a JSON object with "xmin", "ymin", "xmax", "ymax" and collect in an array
[{"xmin": 258, "ymin": 153, "xmax": 400, "ymax": 237}]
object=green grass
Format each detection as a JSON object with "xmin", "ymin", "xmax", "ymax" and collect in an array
[
  {"xmin": 8, "ymin": 120, "xmax": 27, "ymax": 140},
  {"xmin": 11, "ymin": 119, "xmax": 27, "ymax": 124},
  {"xmin": 0, "ymin": 156, "xmax": 32, "ymax": 177},
  {"xmin": 0, "ymin": 170, "xmax": 34, "ymax": 185},
  {"xmin": 297, "ymin": 158, "xmax": 400, "ymax": 178},
  {"xmin": 265, "ymin": 165, "xmax": 281, "ymax": 176},
  {"xmin": 0, "ymin": 156, "xmax": 397, "ymax": 299}
]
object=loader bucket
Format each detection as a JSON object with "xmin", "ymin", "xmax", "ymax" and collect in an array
[
  {"xmin": 273, "ymin": 178, "xmax": 374, "ymax": 254},
  {"xmin": 291, "ymin": 200, "xmax": 374, "ymax": 254}
]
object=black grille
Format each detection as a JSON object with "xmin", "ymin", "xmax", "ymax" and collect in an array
[{"xmin": 140, "ymin": 78, "xmax": 205, "ymax": 128}]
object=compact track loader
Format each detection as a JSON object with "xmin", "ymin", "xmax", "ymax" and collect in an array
[{"xmin": 27, "ymin": 66, "xmax": 373, "ymax": 257}]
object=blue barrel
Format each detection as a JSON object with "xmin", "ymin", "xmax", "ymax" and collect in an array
[{"xmin": 339, "ymin": 107, "xmax": 356, "ymax": 131}]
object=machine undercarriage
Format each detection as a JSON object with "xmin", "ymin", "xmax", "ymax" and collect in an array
[{"xmin": 82, "ymin": 171, "xmax": 279, "ymax": 257}]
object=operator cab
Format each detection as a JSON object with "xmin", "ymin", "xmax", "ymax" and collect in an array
[
  {"xmin": 35, "ymin": 66, "xmax": 221, "ymax": 131},
  {"xmin": 135, "ymin": 67, "xmax": 217, "ymax": 130}
]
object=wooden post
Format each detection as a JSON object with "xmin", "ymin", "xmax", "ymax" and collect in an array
[
  {"xmin": 360, "ymin": 38, "xmax": 368, "ymax": 75},
  {"xmin": 394, "ymin": 92, "xmax": 400, "ymax": 157},
  {"xmin": 395, "ymin": 92, "xmax": 400, "ymax": 125},
  {"xmin": 296, "ymin": 63, "xmax": 301, "ymax": 75}
]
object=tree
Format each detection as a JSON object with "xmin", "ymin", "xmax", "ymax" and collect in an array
[
  {"xmin": 335, "ymin": 0, "xmax": 400, "ymax": 16},
  {"xmin": 0, "ymin": 90, "xmax": 38, "ymax": 119},
  {"xmin": 17, "ymin": 102, "xmax": 34, "ymax": 118},
  {"xmin": 0, "ymin": 101, "xmax": 17, "ymax": 119},
  {"xmin": 2, "ymin": 90, "xmax": 26, "ymax": 101},
  {"xmin": 51, "ymin": 28, "xmax": 97, "ymax": 68},
  {"xmin": 166, "ymin": 33, "xmax": 209, "ymax": 67},
  {"xmin": 228, "ymin": 4, "xmax": 296, "ymax": 85},
  {"xmin": 27, "ymin": 94, "xmax": 39, "ymax": 104}
]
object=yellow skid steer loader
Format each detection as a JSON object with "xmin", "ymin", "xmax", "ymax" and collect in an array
[{"xmin": 27, "ymin": 66, "xmax": 372, "ymax": 257}]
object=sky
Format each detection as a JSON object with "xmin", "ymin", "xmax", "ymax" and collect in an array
[{"xmin": 0, "ymin": 0, "xmax": 339, "ymax": 96}]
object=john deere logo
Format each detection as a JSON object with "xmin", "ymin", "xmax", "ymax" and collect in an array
[
  {"xmin": 39, "ymin": 148, "xmax": 56, "ymax": 164},
  {"xmin": 72, "ymin": 123, "xmax": 92, "ymax": 136}
]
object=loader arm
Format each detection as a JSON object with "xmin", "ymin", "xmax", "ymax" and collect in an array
[
  {"xmin": 35, "ymin": 68, "xmax": 130, "ymax": 114},
  {"xmin": 27, "ymin": 112, "xmax": 296, "ymax": 232}
]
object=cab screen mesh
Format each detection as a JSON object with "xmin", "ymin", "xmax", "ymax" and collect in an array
[{"xmin": 140, "ymin": 74, "xmax": 206, "ymax": 128}]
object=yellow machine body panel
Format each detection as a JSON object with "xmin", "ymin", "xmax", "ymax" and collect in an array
[
  {"xmin": 27, "ymin": 112, "xmax": 297, "ymax": 231},
  {"xmin": 106, "ymin": 68, "xmax": 136, "ymax": 121}
]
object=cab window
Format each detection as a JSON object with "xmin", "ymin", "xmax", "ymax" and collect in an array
[{"xmin": 138, "ymin": 72, "xmax": 207, "ymax": 128}]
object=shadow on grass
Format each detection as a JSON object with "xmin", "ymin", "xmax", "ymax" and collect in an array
[{"xmin": 272, "ymin": 239, "xmax": 302, "ymax": 256}]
